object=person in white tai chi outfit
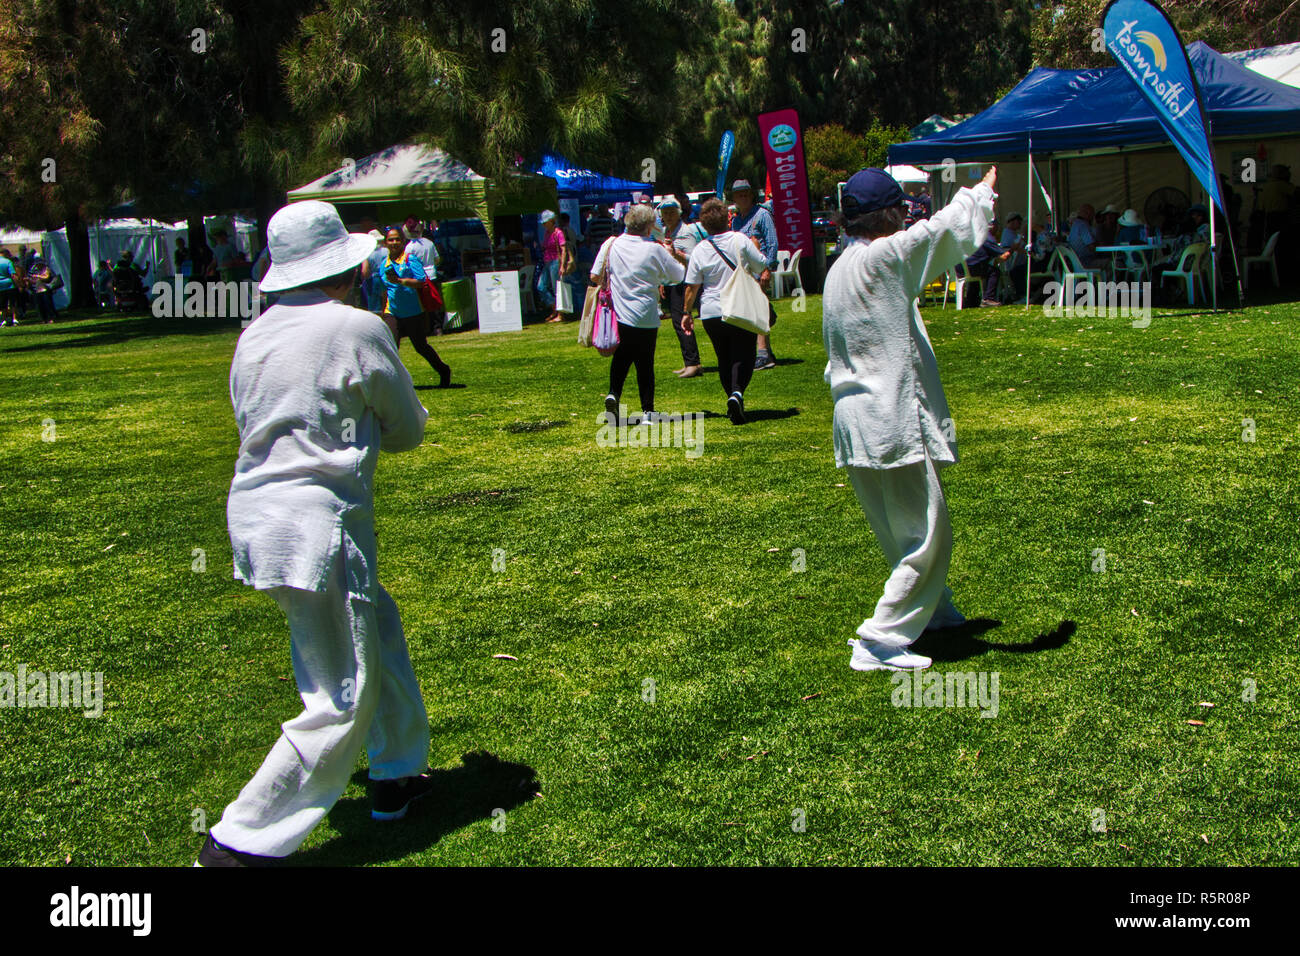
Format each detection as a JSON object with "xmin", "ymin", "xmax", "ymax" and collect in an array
[
  {"xmin": 823, "ymin": 165, "xmax": 998, "ymax": 672},
  {"xmin": 198, "ymin": 200, "xmax": 434, "ymax": 866}
]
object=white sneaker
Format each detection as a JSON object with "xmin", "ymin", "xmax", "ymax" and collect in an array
[{"xmin": 847, "ymin": 637, "xmax": 933, "ymax": 672}]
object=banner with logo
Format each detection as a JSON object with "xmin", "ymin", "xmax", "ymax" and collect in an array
[
  {"xmin": 1102, "ymin": 0, "xmax": 1224, "ymax": 214},
  {"xmin": 756, "ymin": 109, "xmax": 814, "ymax": 255},
  {"xmin": 715, "ymin": 130, "xmax": 735, "ymax": 199}
]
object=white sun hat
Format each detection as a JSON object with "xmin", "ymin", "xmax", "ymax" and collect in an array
[{"xmin": 259, "ymin": 200, "xmax": 378, "ymax": 293}]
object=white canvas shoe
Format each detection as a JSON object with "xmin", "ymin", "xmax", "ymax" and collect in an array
[{"xmin": 848, "ymin": 637, "xmax": 933, "ymax": 672}]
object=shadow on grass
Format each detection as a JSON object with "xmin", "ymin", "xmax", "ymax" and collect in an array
[
  {"xmin": 915, "ymin": 619, "xmax": 1075, "ymax": 663},
  {"xmin": 414, "ymin": 383, "xmax": 469, "ymax": 390},
  {"xmin": 0, "ymin": 313, "xmax": 238, "ymax": 352},
  {"xmin": 288, "ymin": 751, "xmax": 540, "ymax": 866},
  {"xmin": 697, "ymin": 407, "xmax": 801, "ymax": 423}
]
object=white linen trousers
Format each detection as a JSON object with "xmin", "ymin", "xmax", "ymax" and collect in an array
[
  {"xmin": 848, "ymin": 446, "xmax": 960, "ymax": 649},
  {"xmin": 209, "ymin": 550, "xmax": 429, "ymax": 857}
]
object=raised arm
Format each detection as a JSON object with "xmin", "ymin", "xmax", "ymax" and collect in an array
[{"xmin": 878, "ymin": 167, "xmax": 998, "ymax": 298}]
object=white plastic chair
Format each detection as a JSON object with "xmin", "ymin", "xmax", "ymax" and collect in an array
[
  {"xmin": 1049, "ymin": 246, "xmax": 1103, "ymax": 307},
  {"xmin": 518, "ymin": 264, "xmax": 537, "ymax": 313},
  {"xmin": 1242, "ymin": 232, "xmax": 1280, "ymax": 291},
  {"xmin": 773, "ymin": 248, "xmax": 802, "ymax": 298},
  {"xmin": 1160, "ymin": 242, "xmax": 1208, "ymax": 304},
  {"xmin": 942, "ymin": 261, "xmax": 983, "ymax": 309}
]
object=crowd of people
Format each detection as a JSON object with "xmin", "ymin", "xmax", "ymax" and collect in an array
[
  {"xmin": 197, "ymin": 162, "xmax": 1009, "ymax": 864},
  {"xmin": 554, "ymin": 178, "xmax": 785, "ymax": 426},
  {"xmin": 944, "ymin": 174, "xmax": 1255, "ymax": 305},
  {"xmin": 0, "ymin": 244, "xmax": 60, "ymax": 326}
]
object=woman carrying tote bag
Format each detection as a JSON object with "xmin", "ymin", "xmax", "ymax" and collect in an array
[
  {"xmin": 683, "ymin": 199, "xmax": 771, "ymax": 424},
  {"xmin": 589, "ymin": 204, "xmax": 687, "ymax": 421}
]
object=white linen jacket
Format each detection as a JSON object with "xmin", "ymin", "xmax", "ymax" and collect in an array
[
  {"xmin": 227, "ymin": 289, "xmax": 427, "ymax": 601},
  {"xmin": 822, "ymin": 182, "xmax": 995, "ymax": 470}
]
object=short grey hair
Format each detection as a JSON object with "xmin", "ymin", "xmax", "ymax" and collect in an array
[{"xmin": 623, "ymin": 204, "xmax": 656, "ymax": 236}]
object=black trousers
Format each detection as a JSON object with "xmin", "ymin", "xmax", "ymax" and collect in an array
[
  {"xmin": 394, "ymin": 312, "xmax": 448, "ymax": 372},
  {"xmin": 663, "ymin": 283, "xmax": 699, "ymax": 366},
  {"xmin": 608, "ymin": 323, "xmax": 658, "ymax": 412},
  {"xmin": 702, "ymin": 317, "xmax": 757, "ymax": 397}
]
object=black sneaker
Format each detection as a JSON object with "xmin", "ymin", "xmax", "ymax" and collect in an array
[
  {"xmin": 371, "ymin": 772, "xmax": 436, "ymax": 821},
  {"xmin": 756, "ymin": 351, "xmax": 776, "ymax": 370},
  {"xmin": 435, "ymin": 362, "xmax": 452, "ymax": 387},
  {"xmin": 726, "ymin": 392, "xmax": 746, "ymax": 425},
  {"xmin": 604, "ymin": 394, "xmax": 619, "ymax": 422},
  {"xmin": 195, "ymin": 833, "xmax": 279, "ymax": 867}
]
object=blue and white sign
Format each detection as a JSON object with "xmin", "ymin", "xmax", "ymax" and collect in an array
[
  {"xmin": 715, "ymin": 130, "xmax": 735, "ymax": 199},
  {"xmin": 1103, "ymin": 0, "xmax": 1224, "ymax": 214}
]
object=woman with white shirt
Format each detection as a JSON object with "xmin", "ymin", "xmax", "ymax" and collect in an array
[
  {"xmin": 590, "ymin": 204, "xmax": 687, "ymax": 420},
  {"xmin": 682, "ymin": 198, "xmax": 769, "ymax": 424}
]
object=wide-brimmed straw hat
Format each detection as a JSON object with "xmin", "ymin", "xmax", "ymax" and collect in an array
[
  {"xmin": 259, "ymin": 201, "xmax": 377, "ymax": 293},
  {"xmin": 1118, "ymin": 209, "xmax": 1142, "ymax": 227}
]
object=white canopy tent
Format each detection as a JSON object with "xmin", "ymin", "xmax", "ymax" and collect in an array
[
  {"xmin": 1227, "ymin": 42, "xmax": 1300, "ymax": 88},
  {"xmin": 884, "ymin": 164, "xmax": 930, "ymax": 185},
  {"xmin": 0, "ymin": 215, "xmax": 258, "ymax": 310}
]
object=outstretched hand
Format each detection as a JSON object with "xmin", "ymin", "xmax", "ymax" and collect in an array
[{"xmin": 982, "ymin": 166, "xmax": 998, "ymax": 191}]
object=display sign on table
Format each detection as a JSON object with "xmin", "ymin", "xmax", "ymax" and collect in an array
[{"xmin": 475, "ymin": 270, "xmax": 524, "ymax": 333}]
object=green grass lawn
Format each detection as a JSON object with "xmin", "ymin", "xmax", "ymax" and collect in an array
[{"xmin": 1, "ymin": 292, "xmax": 1296, "ymax": 866}]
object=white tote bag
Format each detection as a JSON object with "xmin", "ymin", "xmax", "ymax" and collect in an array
[
  {"xmin": 709, "ymin": 236, "xmax": 770, "ymax": 335},
  {"xmin": 556, "ymin": 275, "xmax": 574, "ymax": 313}
]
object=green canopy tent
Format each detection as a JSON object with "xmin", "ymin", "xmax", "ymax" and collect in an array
[{"xmin": 286, "ymin": 144, "xmax": 558, "ymax": 243}]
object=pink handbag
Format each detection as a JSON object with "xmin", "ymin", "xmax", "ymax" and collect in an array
[{"xmin": 592, "ymin": 268, "xmax": 620, "ymax": 356}]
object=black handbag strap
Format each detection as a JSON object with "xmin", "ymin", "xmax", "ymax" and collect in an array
[{"xmin": 706, "ymin": 236, "xmax": 737, "ymax": 272}]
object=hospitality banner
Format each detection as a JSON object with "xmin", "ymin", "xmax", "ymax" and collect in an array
[
  {"xmin": 1102, "ymin": 0, "xmax": 1224, "ymax": 213},
  {"xmin": 756, "ymin": 109, "xmax": 814, "ymax": 255}
]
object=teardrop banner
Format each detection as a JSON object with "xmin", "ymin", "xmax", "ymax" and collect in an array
[
  {"xmin": 756, "ymin": 109, "xmax": 814, "ymax": 256},
  {"xmin": 1101, "ymin": 0, "xmax": 1224, "ymax": 215}
]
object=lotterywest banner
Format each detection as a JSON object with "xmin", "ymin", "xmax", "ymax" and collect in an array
[
  {"xmin": 756, "ymin": 109, "xmax": 814, "ymax": 255},
  {"xmin": 1102, "ymin": 0, "xmax": 1225, "ymax": 213}
]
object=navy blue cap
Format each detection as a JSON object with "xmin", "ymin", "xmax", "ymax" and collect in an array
[{"xmin": 842, "ymin": 168, "xmax": 905, "ymax": 216}]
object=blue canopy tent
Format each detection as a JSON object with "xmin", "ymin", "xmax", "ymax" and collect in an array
[
  {"xmin": 891, "ymin": 42, "xmax": 1300, "ymax": 164},
  {"xmin": 890, "ymin": 42, "xmax": 1300, "ymax": 305},
  {"xmin": 533, "ymin": 153, "xmax": 654, "ymax": 204}
]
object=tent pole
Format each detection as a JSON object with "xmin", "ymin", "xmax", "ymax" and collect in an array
[
  {"xmin": 1210, "ymin": 201, "xmax": 1218, "ymax": 311},
  {"xmin": 1026, "ymin": 143, "xmax": 1033, "ymax": 308}
]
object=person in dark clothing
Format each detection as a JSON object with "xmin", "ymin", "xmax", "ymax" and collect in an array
[{"xmin": 961, "ymin": 232, "xmax": 1010, "ymax": 306}]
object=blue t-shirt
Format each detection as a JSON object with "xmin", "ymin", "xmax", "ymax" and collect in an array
[
  {"xmin": 0, "ymin": 258, "xmax": 14, "ymax": 291},
  {"xmin": 732, "ymin": 204, "xmax": 778, "ymax": 267},
  {"xmin": 379, "ymin": 251, "xmax": 427, "ymax": 318}
]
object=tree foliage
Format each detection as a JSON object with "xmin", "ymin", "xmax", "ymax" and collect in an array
[
  {"xmin": 1031, "ymin": 0, "xmax": 1300, "ymax": 71},
  {"xmin": 281, "ymin": 0, "xmax": 719, "ymax": 185}
]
